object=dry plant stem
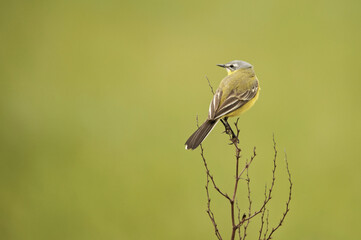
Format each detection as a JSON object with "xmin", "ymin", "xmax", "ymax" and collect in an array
[
  {"xmin": 205, "ymin": 168, "xmax": 223, "ymax": 240},
  {"xmin": 206, "ymin": 75, "xmax": 215, "ymax": 95},
  {"xmin": 242, "ymin": 165, "xmax": 252, "ymax": 240},
  {"xmin": 263, "ymin": 210, "xmax": 270, "ymax": 240},
  {"xmin": 201, "ymin": 143, "xmax": 223, "ymax": 239},
  {"xmin": 200, "ymin": 144, "xmax": 231, "ymax": 201},
  {"xmin": 258, "ymin": 186, "xmax": 268, "ymax": 240},
  {"xmin": 235, "ymin": 136, "xmax": 277, "ymax": 230},
  {"xmin": 197, "ymin": 114, "xmax": 225, "ymax": 239},
  {"xmin": 199, "ymin": 117, "xmax": 257, "ymax": 240},
  {"xmin": 196, "ymin": 87, "xmax": 292, "ymax": 240},
  {"xmin": 258, "ymin": 207, "xmax": 266, "ymax": 240},
  {"xmin": 200, "ymin": 134, "xmax": 291, "ymax": 240},
  {"xmin": 265, "ymin": 152, "xmax": 293, "ymax": 240},
  {"xmin": 229, "ymin": 120, "xmax": 257, "ymax": 240},
  {"xmin": 236, "ymin": 201, "xmax": 241, "ymax": 239},
  {"xmin": 230, "ymin": 133, "xmax": 241, "ymax": 240},
  {"xmin": 197, "ymin": 115, "xmax": 223, "ymax": 239}
]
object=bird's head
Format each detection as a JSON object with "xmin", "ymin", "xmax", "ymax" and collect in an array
[{"xmin": 217, "ymin": 60, "xmax": 253, "ymax": 75}]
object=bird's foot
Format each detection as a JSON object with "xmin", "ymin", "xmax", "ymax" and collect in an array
[
  {"xmin": 223, "ymin": 127, "xmax": 239, "ymax": 145},
  {"xmin": 223, "ymin": 128, "xmax": 233, "ymax": 136},
  {"xmin": 229, "ymin": 136, "xmax": 239, "ymax": 145}
]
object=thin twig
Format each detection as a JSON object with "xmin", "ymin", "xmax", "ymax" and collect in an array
[
  {"xmin": 228, "ymin": 120, "xmax": 258, "ymax": 240},
  {"xmin": 206, "ymin": 75, "xmax": 215, "ymax": 95},
  {"xmin": 196, "ymin": 112, "xmax": 292, "ymax": 240},
  {"xmin": 266, "ymin": 151, "xmax": 293, "ymax": 240},
  {"xmin": 197, "ymin": 115, "xmax": 223, "ymax": 239},
  {"xmin": 197, "ymin": 115, "xmax": 230, "ymax": 200},
  {"xmin": 242, "ymin": 162, "xmax": 252, "ymax": 240},
  {"xmin": 205, "ymin": 171, "xmax": 223, "ymax": 240},
  {"xmin": 236, "ymin": 200, "xmax": 241, "ymax": 239},
  {"xmin": 235, "ymin": 137, "xmax": 278, "ymax": 230},
  {"xmin": 238, "ymin": 149, "xmax": 256, "ymax": 180},
  {"xmin": 229, "ymin": 119, "xmax": 242, "ymax": 240},
  {"xmin": 263, "ymin": 210, "xmax": 270, "ymax": 240},
  {"xmin": 258, "ymin": 185, "xmax": 267, "ymax": 240},
  {"xmin": 258, "ymin": 207, "xmax": 266, "ymax": 240},
  {"xmin": 230, "ymin": 146, "xmax": 241, "ymax": 239},
  {"xmin": 198, "ymin": 115, "xmax": 223, "ymax": 239},
  {"xmin": 200, "ymin": 144, "xmax": 231, "ymax": 201}
]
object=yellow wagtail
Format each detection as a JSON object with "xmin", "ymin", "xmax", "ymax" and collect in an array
[{"xmin": 185, "ymin": 60, "xmax": 260, "ymax": 150}]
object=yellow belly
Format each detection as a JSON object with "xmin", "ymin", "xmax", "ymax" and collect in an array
[{"xmin": 223, "ymin": 88, "xmax": 260, "ymax": 118}]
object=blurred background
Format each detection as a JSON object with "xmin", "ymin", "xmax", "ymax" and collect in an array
[{"xmin": 1, "ymin": 1, "xmax": 361, "ymax": 239}]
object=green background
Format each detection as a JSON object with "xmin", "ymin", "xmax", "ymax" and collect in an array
[{"xmin": 1, "ymin": 1, "xmax": 360, "ymax": 239}]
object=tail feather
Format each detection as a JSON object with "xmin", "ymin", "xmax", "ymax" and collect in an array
[{"xmin": 185, "ymin": 120, "xmax": 218, "ymax": 150}]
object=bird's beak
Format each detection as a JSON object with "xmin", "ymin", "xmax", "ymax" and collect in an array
[{"xmin": 217, "ymin": 64, "xmax": 226, "ymax": 68}]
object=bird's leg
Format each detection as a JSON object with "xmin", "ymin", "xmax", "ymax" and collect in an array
[
  {"xmin": 220, "ymin": 118, "xmax": 232, "ymax": 135},
  {"xmin": 220, "ymin": 117, "xmax": 239, "ymax": 144}
]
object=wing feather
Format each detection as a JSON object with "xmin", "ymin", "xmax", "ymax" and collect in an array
[
  {"xmin": 208, "ymin": 89, "xmax": 222, "ymax": 120},
  {"xmin": 212, "ymin": 80, "xmax": 259, "ymax": 119}
]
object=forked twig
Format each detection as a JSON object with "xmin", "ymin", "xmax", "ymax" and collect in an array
[
  {"xmin": 205, "ymin": 167, "xmax": 222, "ymax": 240},
  {"xmin": 206, "ymin": 75, "xmax": 215, "ymax": 95},
  {"xmin": 242, "ymin": 162, "xmax": 252, "ymax": 240},
  {"xmin": 265, "ymin": 152, "xmax": 293, "ymax": 240}
]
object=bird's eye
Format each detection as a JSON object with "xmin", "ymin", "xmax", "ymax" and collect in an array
[{"xmin": 229, "ymin": 64, "xmax": 234, "ymax": 68}]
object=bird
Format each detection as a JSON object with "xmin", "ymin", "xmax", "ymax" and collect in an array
[{"xmin": 185, "ymin": 60, "xmax": 260, "ymax": 150}]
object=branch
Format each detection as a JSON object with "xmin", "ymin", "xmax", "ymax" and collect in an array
[
  {"xmin": 242, "ymin": 162, "xmax": 252, "ymax": 240},
  {"xmin": 258, "ymin": 186, "xmax": 267, "ymax": 240},
  {"xmin": 266, "ymin": 151, "xmax": 293, "ymax": 240},
  {"xmin": 205, "ymin": 169, "xmax": 223, "ymax": 240},
  {"xmin": 263, "ymin": 210, "xmax": 270, "ymax": 240},
  {"xmin": 195, "ymin": 110, "xmax": 292, "ymax": 240},
  {"xmin": 229, "ymin": 119, "xmax": 258, "ymax": 240},
  {"xmin": 206, "ymin": 75, "xmax": 215, "ymax": 95},
  {"xmin": 236, "ymin": 200, "xmax": 242, "ymax": 239},
  {"xmin": 235, "ymin": 136, "xmax": 277, "ymax": 230},
  {"xmin": 200, "ymin": 144, "xmax": 231, "ymax": 201}
]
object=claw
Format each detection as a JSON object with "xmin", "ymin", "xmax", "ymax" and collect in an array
[
  {"xmin": 228, "ymin": 139, "xmax": 239, "ymax": 145},
  {"xmin": 231, "ymin": 137, "xmax": 239, "ymax": 144},
  {"xmin": 225, "ymin": 129, "xmax": 232, "ymax": 135}
]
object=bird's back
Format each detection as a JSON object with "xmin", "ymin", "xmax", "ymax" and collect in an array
[{"xmin": 217, "ymin": 68, "xmax": 258, "ymax": 103}]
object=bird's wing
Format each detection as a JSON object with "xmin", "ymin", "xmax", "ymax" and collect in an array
[
  {"xmin": 210, "ymin": 80, "xmax": 259, "ymax": 120},
  {"xmin": 208, "ymin": 88, "xmax": 223, "ymax": 120}
]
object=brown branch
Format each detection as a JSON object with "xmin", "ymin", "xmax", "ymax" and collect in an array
[
  {"xmin": 200, "ymin": 144, "xmax": 231, "ymax": 201},
  {"xmin": 235, "ymin": 136, "xmax": 278, "ymax": 230},
  {"xmin": 230, "ymin": 142, "xmax": 241, "ymax": 240},
  {"xmin": 197, "ymin": 115, "xmax": 223, "ymax": 239},
  {"xmin": 228, "ymin": 120, "xmax": 258, "ymax": 240},
  {"xmin": 238, "ymin": 148, "xmax": 256, "ymax": 181},
  {"xmin": 206, "ymin": 75, "xmax": 215, "ymax": 95},
  {"xmin": 229, "ymin": 119, "xmax": 242, "ymax": 240},
  {"xmin": 196, "ymin": 113, "xmax": 292, "ymax": 240},
  {"xmin": 258, "ymin": 207, "xmax": 266, "ymax": 240},
  {"xmin": 236, "ymin": 200, "xmax": 242, "ymax": 240},
  {"xmin": 258, "ymin": 186, "xmax": 268, "ymax": 240},
  {"xmin": 242, "ymin": 163, "xmax": 252, "ymax": 240},
  {"xmin": 197, "ymin": 115, "xmax": 230, "ymax": 201},
  {"xmin": 205, "ymin": 171, "xmax": 223, "ymax": 240},
  {"xmin": 263, "ymin": 210, "xmax": 270, "ymax": 240},
  {"xmin": 266, "ymin": 151, "xmax": 293, "ymax": 240}
]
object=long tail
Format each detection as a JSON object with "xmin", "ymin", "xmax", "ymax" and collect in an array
[{"xmin": 185, "ymin": 119, "xmax": 219, "ymax": 150}]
